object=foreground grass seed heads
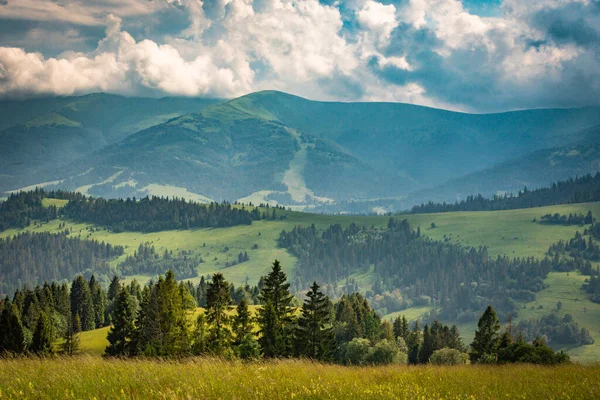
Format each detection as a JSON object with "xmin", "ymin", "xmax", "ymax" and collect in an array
[{"xmin": 0, "ymin": 357, "xmax": 599, "ymax": 399}]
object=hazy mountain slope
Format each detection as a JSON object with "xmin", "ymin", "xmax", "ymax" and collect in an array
[
  {"xmin": 50, "ymin": 98, "xmax": 402, "ymax": 202},
  {"xmin": 221, "ymin": 91, "xmax": 600, "ymax": 190},
  {"xmin": 0, "ymin": 94, "xmax": 221, "ymax": 192},
  {"xmin": 3, "ymin": 91, "xmax": 600, "ymax": 205},
  {"xmin": 411, "ymin": 125, "xmax": 600, "ymax": 205},
  {"xmin": 310, "ymin": 125, "xmax": 600, "ymax": 214}
]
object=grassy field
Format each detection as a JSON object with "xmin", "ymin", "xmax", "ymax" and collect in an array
[
  {"xmin": 4, "ymin": 201, "xmax": 600, "ymax": 361},
  {"xmin": 3, "ymin": 201, "xmax": 599, "ymax": 287},
  {"xmin": 0, "ymin": 357, "xmax": 598, "ymax": 399}
]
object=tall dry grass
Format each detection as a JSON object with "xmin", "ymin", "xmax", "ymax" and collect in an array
[{"xmin": 0, "ymin": 356, "xmax": 599, "ymax": 399}]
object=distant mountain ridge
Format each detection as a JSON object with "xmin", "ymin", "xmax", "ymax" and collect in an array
[{"xmin": 1, "ymin": 91, "xmax": 600, "ymax": 211}]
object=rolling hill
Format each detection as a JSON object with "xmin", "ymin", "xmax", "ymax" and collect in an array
[
  {"xmin": 2, "ymin": 91, "xmax": 600, "ymax": 211},
  {"xmin": 2, "ymin": 198, "xmax": 600, "ymax": 361},
  {"xmin": 0, "ymin": 94, "xmax": 221, "ymax": 193}
]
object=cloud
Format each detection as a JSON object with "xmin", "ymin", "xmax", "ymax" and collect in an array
[{"xmin": 0, "ymin": 0, "xmax": 598, "ymax": 111}]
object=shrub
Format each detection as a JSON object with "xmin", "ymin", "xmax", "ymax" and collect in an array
[
  {"xmin": 429, "ymin": 348, "xmax": 469, "ymax": 365},
  {"xmin": 366, "ymin": 339, "xmax": 407, "ymax": 365}
]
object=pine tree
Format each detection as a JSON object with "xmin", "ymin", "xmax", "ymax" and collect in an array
[
  {"xmin": 232, "ymin": 298, "xmax": 252, "ymax": 346},
  {"xmin": 105, "ymin": 288, "xmax": 135, "ymax": 356},
  {"xmin": 419, "ymin": 324, "xmax": 434, "ymax": 363},
  {"xmin": 257, "ymin": 260, "xmax": 295, "ymax": 358},
  {"xmin": 61, "ymin": 313, "xmax": 81, "ymax": 356},
  {"xmin": 89, "ymin": 275, "xmax": 106, "ymax": 328},
  {"xmin": 31, "ymin": 311, "xmax": 54, "ymax": 355},
  {"xmin": 191, "ymin": 314, "xmax": 208, "ymax": 355},
  {"xmin": 470, "ymin": 305, "xmax": 501, "ymax": 363},
  {"xmin": 70, "ymin": 275, "xmax": 95, "ymax": 331},
  {"xmin": 393, "ymin": 315, "xmax": 409, "ymax": 341},
  {"xmin": 107, "ymin": 276, "xmax": 120, "ymax": 301},
  {"xmin": 0, "ymin": 302, "xmax": 26, "ymax": 354},
  {"xmin": 206, "ymin": 273, "xmax": 232, "ymax": 355},
  {"xmin": 295, "ymin": 282, "xmax": 335, "ymax": 361}
]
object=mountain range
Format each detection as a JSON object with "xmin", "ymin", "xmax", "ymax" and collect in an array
[{"xmin": 1, "ymin": 91, "xmax": 600, "ymax": 212}]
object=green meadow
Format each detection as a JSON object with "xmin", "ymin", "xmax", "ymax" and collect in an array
[
  {"xmin": 3, "ymin": 201, "xmax": 600, "ymax": 362},
  {"xmin": 0, "ymin": 357, "xmax": 598, "ymax": 399}
]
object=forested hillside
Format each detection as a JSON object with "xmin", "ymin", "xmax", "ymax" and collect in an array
[
  {"xmin": 407, "ymin": 173, "xmax": 600, "ymax": 214},
  {"xmin": 279, "ymin": 219, "xmax": 589, "ymax": 322},
  {"xmin": 0, "ymin": 231, "xmax": 123, "ymax": 296}
]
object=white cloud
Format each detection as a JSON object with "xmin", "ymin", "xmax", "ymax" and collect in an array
[
  {"xmin": 356, "ymin": 0, "xmax": 398, "ymax": 44},
  {"xmin": 0, "ymin": 0, "xmax": 598, "ymax": 111}
]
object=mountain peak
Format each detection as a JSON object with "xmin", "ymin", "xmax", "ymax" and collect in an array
[{"xmin": 23, "ymin": 112, "xmax": 82, "ymax": 129}]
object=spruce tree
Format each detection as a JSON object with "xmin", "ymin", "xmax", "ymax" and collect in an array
[
  {"xmin": 470, "ymin": 305, "xmax": 501, "ymax": 363},
  {"xmin": 61, "ymin": 313, "xmax": 81, "ymax": 356},
  {"xmin": 70, "ymin": 275, "xmax": 95, "ymax": 331},
  {"xmin": 105, "ymin": 288, "xmax": 135, "ymax": 356},
  {"xmin": 419, "ymin": 324, "xmax": 434, "ymax": 363},
  {"xmin": 89, "ymin": 275, "xmax": 106, "ymax": 328},
  {"xmin": 257, "ymin": 260, "xmax": 295, "ymax": 358},
  {"xmin": 191, "ymin": 314, "xmax": 208, "ymax": 355},
  {"xmin": 295, "ymin": 282, "xmax": 335, "ymax": 361},
  {"xmin": 31, "ymin": 311, "xmax": 54, "ymax": 355},
  {"xmin": 0, "ymin": 302, "xmax": 26, "ymax": 354},
  {"xmin": 393, "ymin": 315, "xmax": 409, "ymax": 341},
  {"xmin": 206, "ymin": 273, "xmax": 232, "ymax": 355},
  {"xmin": 107, "ymin": 276, "xmax": 120, "ymax": 301},
  {"xmin": 232, "ymin": 298, "xmax": 252, "ymax": 346}
]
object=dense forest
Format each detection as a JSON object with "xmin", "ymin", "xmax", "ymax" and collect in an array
[
  {"xmin": 61, "ymin": 196, "xmax": 259, "ymax": 232},
  {"xmin": 0, "ymin": 261, "xmax": 568, "ymax": 365},
  {"xmin": 0, "ymin": 231, "xmax": 124, "ymax": 297},
  {"xmin": 0, "ymin": 189, "xmax": 58, "ymax": 231},
  {"xmin": 118, "ymin": 243, "xmax": 202, "ymax": 279},
  {"xmin": 0, "ymin": 189, "xmax": 263, "ymax": 233},
  {"xmin": 407, "ymin": 173, "xmax": 600, "ymax": 214},
  {"xmin": 279, "ymin": 219, "xmax": 578, "ymax": 321}
]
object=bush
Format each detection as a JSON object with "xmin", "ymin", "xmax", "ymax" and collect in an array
[
  {"xmin": 344, "ymin": 338, "xmax": 371, "ymax": 365},
  {"xmin": 238, "ymin": 334, "xmax": 261, "ymax": 360},
  {"xmin": 429, "ymin": 348, "xmax": 469, "ymax": 365},
  {"xmin": 366, "ymin": 339, "xmax": 407, "ymax": 365}
]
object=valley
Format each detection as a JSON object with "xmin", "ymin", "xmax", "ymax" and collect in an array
[{"xmin": 2, "ymin": 197, "xmax": 600, "ymax": 362}]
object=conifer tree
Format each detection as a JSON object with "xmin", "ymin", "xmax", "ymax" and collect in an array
[
  {"xmin": 105, "ymin": 288, "xmax": 135, "ymax": 356},
  {"xmin": 232, "ymin": 298, "xmax": 252, "ymax": 345},
  {"xmin": 257, "ymin": 260, "xmax": 295, "ymax": 357},
  {"xmin": 107, "ymin": 276, "xmax": 120, "ymax": 301},
  {"xmin": 206, "ymin": 273, "xmax": 232, "ymax": 355},
  {"xmin": 393, "ymin": 315, "xmax": 409, "ymax": 341},
  {"xmin": 61, "ymin": 313, "xmax": 81, "ymax": 356},
  {"xmin": 191, "ymin": 314, "xmax": 208, "ymax": 355},
  {"xmin": 419, "ymin": 324, "xmax": 434, "ymax": 363},
  {"xmin": 70, "ymin": 275, "xmax": 95, "ymax": 331},
  {"xmin": 295, "ymin": 282, "xmax": 335, "ymax": 361},
  {"xmin": 31, "ymin": 311, "xmax": 54, "ymax": 355},
  {"xmin": 0, "ymin": 302, "xmax": 26, "ymax": 354},
  {"xmin": 471, "ymin": 305, "xmax": 501, "ymax": 363},
  {"xmin": 89, "ymin": 275, "xmax": 106, "ymax": 328}
]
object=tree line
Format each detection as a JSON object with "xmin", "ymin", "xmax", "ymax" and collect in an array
[
  {"xmin": 61, "ymin": 196, "xmax": 259, "ymax": 232},
  {"xmin": 537, "ymin": 211, "xmax": 594, "ymax": 226},
  {"xmin": 545, "ymin": 227, "xmax": 600, "ymax": 302},
  {"xmin": 279, "ymin": 219, "xmax": 569, "ymax": 322},
  {"xmin": 0, "ymin": 189, "xmax": 58, "ymax": 231},
  {"xmin": 1, "ymin": 261, "xmax": 569, "ymax": 365},
  {"xmin": 118, "ymin": 243, "xmax": 202, "ymax": 279},
  {"xmin": 407, "ymin": 173, "xmax": 600, "ymax": 214},
  {"xmin": 0, "ymin": 230, "xmax": 124, "ymax": 297}
]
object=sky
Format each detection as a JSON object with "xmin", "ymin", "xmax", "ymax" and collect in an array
[{"xmin": 0, "ymin": 0, "xmax": 598, "ymax": 112}]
